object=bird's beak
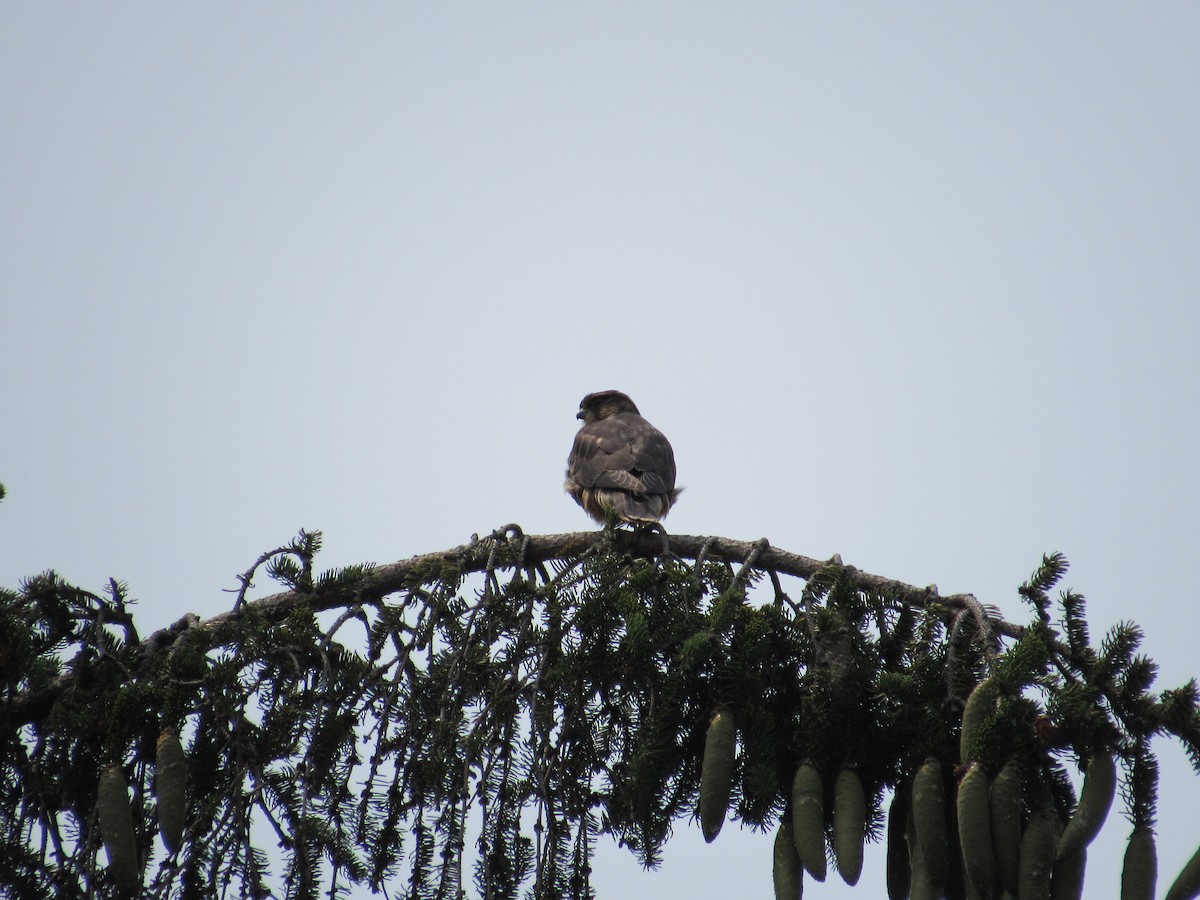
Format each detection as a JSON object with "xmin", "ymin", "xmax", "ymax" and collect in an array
[{"xmin": 576, "ymin": 409, "xmax": 587, "ymax": 420}]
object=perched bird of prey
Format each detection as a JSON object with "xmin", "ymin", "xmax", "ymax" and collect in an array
[{"xmin": 564, "ymin": 390, "xmax": 681, "ymax": 525}]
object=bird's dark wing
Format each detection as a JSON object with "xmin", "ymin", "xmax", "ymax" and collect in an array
[{"xmin": 565, "ymin": 413, "xmax": 676, "ymax": 495}]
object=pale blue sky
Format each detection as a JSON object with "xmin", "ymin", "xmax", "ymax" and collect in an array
[{"xmin": 3, "ymin": 5, "xmax": 1199, "ymax": 898}]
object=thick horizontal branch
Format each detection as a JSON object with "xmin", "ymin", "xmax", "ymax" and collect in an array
[
  {"xmin": 225, "ymin": 527, "xmax": 990, "ymax": 619},
  {"xmin": 8, "ymin": 527, "xmax": 1020, "ymax": 727}
]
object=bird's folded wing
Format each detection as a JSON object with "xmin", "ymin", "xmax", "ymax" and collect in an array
[{"xmin": 568, "ymin": 415, "xmax": 676, "ymax": 494}]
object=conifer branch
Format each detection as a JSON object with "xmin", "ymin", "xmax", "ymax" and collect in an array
[
  {"xmin": 4, "ymin": 525, "xmax": 1197, "ymax": 899},
  {"xmin": 6, "ymin": 528, "xmax": 1014, "ymax": 728}
]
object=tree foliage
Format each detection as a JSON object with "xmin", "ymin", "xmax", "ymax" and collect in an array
[{"xmin": 3, "ymin": 519, "xmax": 1200, "ymax": 899}]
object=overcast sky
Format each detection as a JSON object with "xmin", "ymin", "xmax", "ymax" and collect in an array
[{"xmin": 3, "ymin": 5, "xmax": 1199, "ymax": 898}]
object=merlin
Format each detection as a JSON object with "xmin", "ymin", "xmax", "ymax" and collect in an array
[{"xmin": 564, "ymin": 390, "xmax": 681, "ymax": 524}]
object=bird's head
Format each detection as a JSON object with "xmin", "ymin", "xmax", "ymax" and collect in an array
[{"xmin": 577, "ymin": 390, "xmax": 640, "ymax": 423}]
